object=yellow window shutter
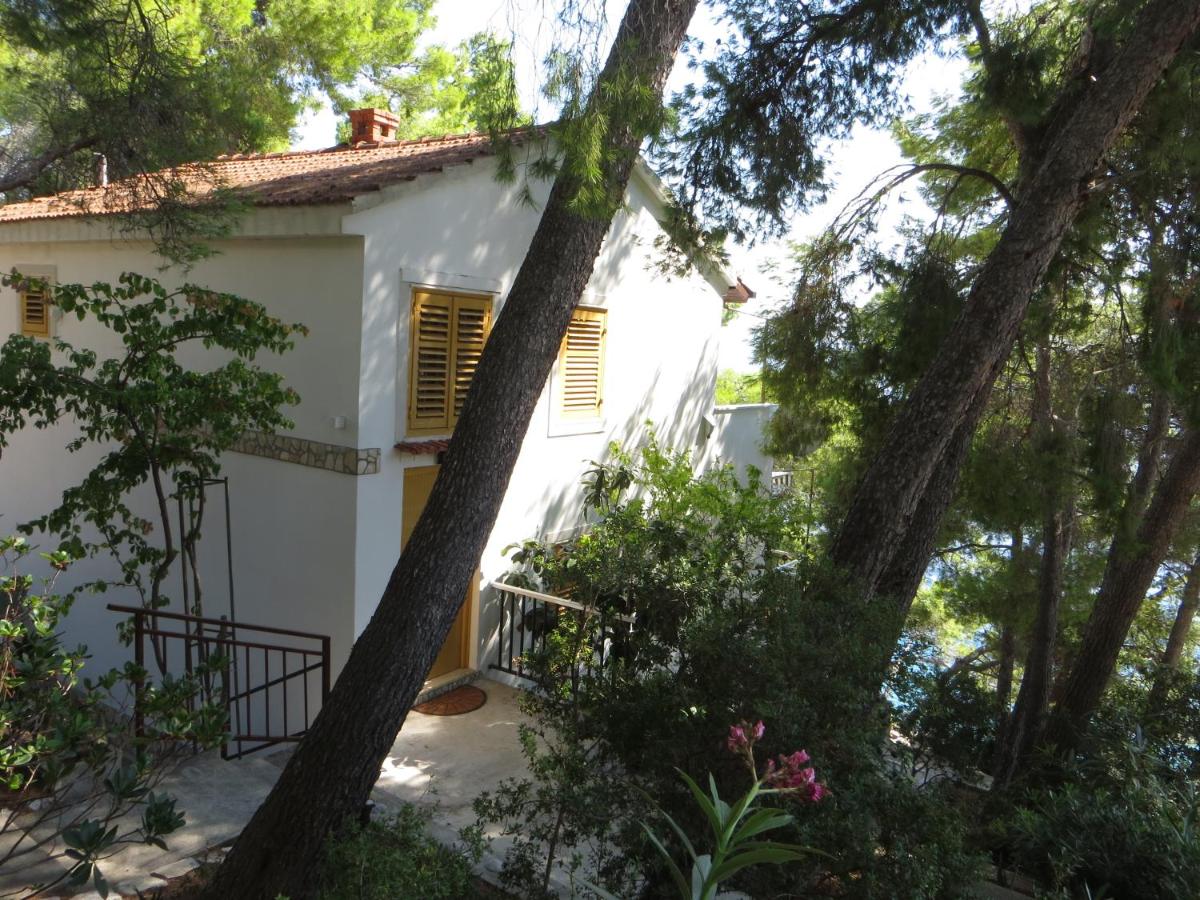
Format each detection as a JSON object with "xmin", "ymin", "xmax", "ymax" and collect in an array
[
  {"xmin": 450, "ymin": 295, "xmax": 492, "ymax": 419},
  {"xmin": 408, "ymin": 291, "xmax": 453, "ymax": 433},
  {"xmin": 560, "ymin": 308, "xmax": 606, "ymax": 420},
  {"xmin": 407, "ymin": 290, "xmax": 494, "ymax": 435},
  {"xmin": 20, "ymin": 287, "xmax": 51, "ymax": 338}
]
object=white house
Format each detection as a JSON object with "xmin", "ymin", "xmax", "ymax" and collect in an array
[{"xmin": 0, "ymin": 110, "xmax": 770, "ymax": 749}]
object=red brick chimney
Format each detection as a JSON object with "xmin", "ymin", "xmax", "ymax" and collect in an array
[{"xmin": 347, "ymin": 108, "xmax": 401, "ymax": 144}]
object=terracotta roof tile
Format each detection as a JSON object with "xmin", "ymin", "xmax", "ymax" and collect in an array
[{"xmin": 0, "ymin": 131, "xmax": 531, "ymax": 224}]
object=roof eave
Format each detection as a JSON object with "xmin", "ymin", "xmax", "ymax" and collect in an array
[
  {"xmin": 0, "ymin": 202, "xmax": 355, "ymax": 245},
  {"xmin": 630, "ymin": 159, "xmax": 745, "ymax": 303}
]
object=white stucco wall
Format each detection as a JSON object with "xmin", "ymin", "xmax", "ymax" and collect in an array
[
  {"xmin": 343, "ymin": 158, "xmax": 726, "ymax": 675},
  {"xmin": 696, "ymin": 403, "xmax": 777, "ymax": 484},
  {"xmin": 0, "ymin": 227, "xmax": 364, "ymax": 678},
  {"xmin": 0, "ymin": 155, "xmax": 750, "ymax": 697}
]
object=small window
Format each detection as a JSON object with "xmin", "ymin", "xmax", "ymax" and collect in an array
[
  {"xmin": 19, "ymin": 284, "xmax": 51, "ymax": 338},
  {"xmin": 557, "ymin": 307, "xmax": 607, "ymax": 420},
  {"xmin": 407, "ymin": 290, "xmax": 493, "ymax": 435}
]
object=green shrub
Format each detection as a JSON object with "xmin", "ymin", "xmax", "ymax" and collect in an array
[
  {"xmin": 318, "ymin": 805, "xmax": 483, "ymax": 900},
  {"xmin": 890, "ymin": 631, "xmax": 999, "ymax": 781},
  {"xmin": 1, "ymin": 536, "xmax": 224, "ymax": 897},
  {"xmin": 479, "ymin": 443, "xmax": 986, "ymax": 899},
  {"xmin": 1004, "ymin": 743, "xmax": 1200, "ymax": 899}
]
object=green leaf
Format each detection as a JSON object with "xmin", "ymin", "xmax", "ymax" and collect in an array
[
  {"xmin": 679, "ymin": 770, "xmax": 723, "ymax": 840},
  {"xmin": 708, "ymin": 845, "xmax": 812, "ymax": 885},
  {"xmin": 729, "ymin": 808, "xmax": 794, "ymax": 847},
  {"xmin": 641, "ymin": 823, "xmax": 691, "ymax": 899}
]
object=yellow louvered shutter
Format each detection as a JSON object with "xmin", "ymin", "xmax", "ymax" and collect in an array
[
  {"xmin": 407, "ymin": 290, "xmax": 493, "ymax": 434},
  {"xmin": 20, "ymin": 287, "xmax": 50, "ymax": 338},
  {"xmin": 559, "ymin": 308, "xmax": 606, "ymax": 420},
  {"xmin": 451, "ymin": 296, "xmax": 491, "ymax": 419},
  {"xmin": 409, "ymin": 292, "xmax": 453, "ymax": 432}
]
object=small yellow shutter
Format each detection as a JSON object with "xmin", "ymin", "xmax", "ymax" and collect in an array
[
  {"xmin": 20, "ymin": 288, "xmax": 50, "ymax": 338},
  {"xmin": 451, "ymin": 296, "xmax": 491, "ymax": 419},
  {"xmin": 409, "ymin": 292, "xmax": 453, "ymax": 433},
  {"xmin": 407, "ymin": 290, "xmax": 494, "ymax": 434},
  {"xmin": 559, "ymin": 308, "xmax": 606, "ymax": 420}
]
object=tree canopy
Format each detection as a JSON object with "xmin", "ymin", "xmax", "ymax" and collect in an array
[{"xmin": 0, "ymin": 0, "xmax": 511, "ymax": 200}]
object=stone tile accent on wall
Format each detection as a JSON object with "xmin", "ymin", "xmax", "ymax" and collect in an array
[{"xmin": 230, "ymin": 430, "xmax": 380, "ymax": 476}]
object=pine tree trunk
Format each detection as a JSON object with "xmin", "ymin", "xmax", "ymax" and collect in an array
[
  {"xmin": 993, "ymin": 343, "xmax": 1072, "ymax": 787},
  {"xmin": 1147, "ymin": 551, "xmax": 1200, "ymax": 707},
  {"xmin": 1047, "ymin": 426, "xmax": 1200, "ymax": 751},
  {"xmin": 829, "ymin": 0, "xmax": 1200, "ymax": 605},
  {"xmin": 873, "ymin": 411, "xmax": 980, "ymax": 613},
  {"xmin": 1161, "ymin": 554, "xmax": 1200, "ymax": 671},
  {"xmin": 995, "ymin": 502, "xmax": 1073, "ymax": 787},
  {"xmin": 199, "ymin": 2, "xmax": 698, "ymax": 896},
  {"xmin": 993, "ymin": 622, "xmax": 1016, "ymax": 765},
  {"xmin": 991, "ymin": 530, "xmax": 1025, "ymax": 770}
]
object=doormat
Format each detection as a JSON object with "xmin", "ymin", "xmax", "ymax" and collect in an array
[{"xmin": 412, "ymin": 684, "xmax": 487, "ymax": 716}]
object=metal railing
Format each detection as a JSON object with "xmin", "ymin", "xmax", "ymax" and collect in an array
[
  {"xmin": 771, "ymin": 470, "xmax": 794, "ymax": 489},
  {"xmin": 491, "ymin": 582, "xmax": 634, "ymax": 687},
  {"xmin": 109, "ymin": 603, "xmax": 330, "ymax": 760}
]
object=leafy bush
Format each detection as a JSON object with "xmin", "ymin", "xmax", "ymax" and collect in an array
[
  {"xmin": 0, "ymin": 270, "xmax": 302, "ymax": 624},
  {"xmin": 1, "ymin": 536, "xmax": 224, "ymax": 897},
  {"xmin": 317, "ymin": 804, "xmax": 483, "ymax": 900},
  {"xmin": 479, "ymin": 442, "xmax": 985, "ymax": 899},
  {"xmin": 1004, "ymin": 741, "xmax": 1200, "ymax": 899},
  {"xmin": 890, "ymin": 631, "xmax": 999, "ymax": 781}
]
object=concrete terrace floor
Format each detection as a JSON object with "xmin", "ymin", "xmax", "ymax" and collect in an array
[{"xmin": 0, "ymin": 678, "xmax": 534, "ymax": 898}]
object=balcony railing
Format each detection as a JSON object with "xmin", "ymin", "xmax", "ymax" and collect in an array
[
  {"xmin": 491, "ymin": 582, "xmax": 634, "ymax": 687},
  {"xmin": 108, "ymin": 603, "xmax": 330, "ymax": 760},
  {"xmin": 770, "ymin": 470, "xmax": 794, "ymax": 490}
]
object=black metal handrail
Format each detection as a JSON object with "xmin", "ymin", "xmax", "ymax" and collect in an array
[
  {"xmin": 490, "ymin": 583, "xmax": 634, "ymax": 688},
  {"xmin": 108, "ymin": 603, "xmax": 330, "ymax": 760}
]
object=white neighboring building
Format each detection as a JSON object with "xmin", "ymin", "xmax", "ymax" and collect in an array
[{"xmin": 0, "ymin": 111, "xmax": 768, "ymax": 736}]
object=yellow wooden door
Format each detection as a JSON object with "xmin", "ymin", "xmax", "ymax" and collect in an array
[{"xmin": 402, "ymin": 465, "xmax": 472, "ymax": 680}]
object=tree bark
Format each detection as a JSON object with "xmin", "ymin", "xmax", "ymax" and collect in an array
[
  {"xmin": 995, "ymin": 502, "xmax": 1074, "ymax": 787},
  {"xmin": 829, "ymin": 0, "xmax": 1200, "ymax": 606},
  {"xmin": 199, "ymin": 2, "xmax": 699, "ymax": 897},
  {"xmin": 993, "ymin": 343, "xmax": 1073, "ymax": 787},
  {"xmin": 1047, "ymin": 425, "xmax": 1200, "ymax": 751},
  {"xmin": 992, "ymin": 622, "xmax": 1016, "ymax": 766},
  {"xmin": 991, "ymin": 529, "xmax": 1024, "ymax": 771},
  {"xmin": 1160, "ymin": 553, "xmax": 1200, "ymax": 671},
  {"xmin": 872, "ymin": 410, "xmax": 980, "ymax": 614},
  {"xmin": 1147, "ymin": 551, "xmax": 1200, "ymax": 707}
]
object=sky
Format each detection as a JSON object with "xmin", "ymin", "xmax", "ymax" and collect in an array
[{"xmin": 293, "ymin": 0, "xmax": 970, "ymax": 372}]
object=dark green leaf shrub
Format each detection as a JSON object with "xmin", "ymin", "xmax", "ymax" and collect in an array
[
  {"xmin": 1005, "ymin": 746, "xmax": 1200, "ymax": 899},
  {"xmin": 890, "ymin": 631, "xmax": 998, "ymax": 781},
  {"xmin": 481, "ymin": 442, "xmax": 985, "ymax": 899},
  {"xmin": 317, "ymin": 805, "xmax": 483, "ymax": 900}
]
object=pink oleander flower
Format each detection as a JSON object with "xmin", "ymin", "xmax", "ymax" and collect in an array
[
  {"xmin": 727, "ymin": 724, "xmax": 748, "ymax": 753},
  {"xmin": 727, "ymin": 720, "xmax": 765, "ymax": 753},
  {"xmin": 763, "ymin": 749, "xmax": 828, "ymax": 803}
]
